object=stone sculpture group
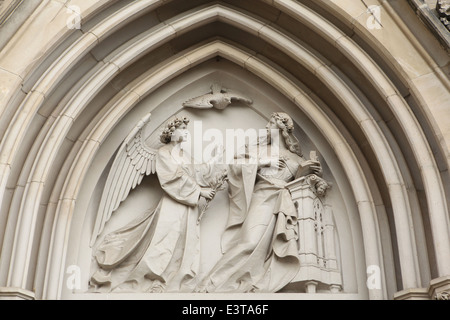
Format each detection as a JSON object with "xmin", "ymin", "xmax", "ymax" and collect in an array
[{"xmin": 89, "ymin": 103, "xmax": 338, "ymax": 294}]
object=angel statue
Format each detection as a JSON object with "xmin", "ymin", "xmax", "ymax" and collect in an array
[
  {"xmin": 195, "ymin": 112, "xmax": 323, "ymax": 293},
  {"xmin": 89, "ymin": 114, "xmax": 225, "ymax": 293}
]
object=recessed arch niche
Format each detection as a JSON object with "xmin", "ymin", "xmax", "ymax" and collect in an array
[
  {"xmin": 0, "ymin": 0, "xmax": 448, "ymax": 301},
  {"xmin": 70, "ymin": 60, "xmax": 370, "ymax": 299}
]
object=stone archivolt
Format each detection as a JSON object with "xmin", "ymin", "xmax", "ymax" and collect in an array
[
  {"xmin": 0, "ymin": 0, "xmax": 448, "ymax": 300},
  {"xmin": 0, "ymin": 0, "xmax": 22, "ymax": 25}
]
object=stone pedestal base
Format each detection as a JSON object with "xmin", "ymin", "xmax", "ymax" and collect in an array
[
  {"xmin": 393, "ymin": 288, "xmax": 429, "ymax": 300},
  {"xmin": 0, "ymin": 287, "xmax": 35, "ymax": 300},
  {"xmin": 428, "ymin": 275, "xmax": 450, "ymax": 300},
  {"xmin": 394, "ymin": 275, "xmax": 450, "ymax": 300}
]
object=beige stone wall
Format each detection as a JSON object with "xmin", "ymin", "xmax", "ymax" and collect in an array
[{"xmin": 0, "ymin": 0, "xmax": 448, "ymax": 300}]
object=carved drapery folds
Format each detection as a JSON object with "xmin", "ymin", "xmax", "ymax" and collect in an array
[
  {"xmin": 89, "ymin": 107, "xmax": 344, "ymax": 294},
  {"xmin": 437, "ymin": 0, "xmax": 450, "ymax": 31}
]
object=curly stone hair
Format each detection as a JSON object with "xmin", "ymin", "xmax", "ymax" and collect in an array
[
  {"xmin": 160, "ymin": 116, "xmax": 190, "ymax": 144},
  {"xmin": 271, "ymin": 112, "xmax": 302, "ymax": 156}
]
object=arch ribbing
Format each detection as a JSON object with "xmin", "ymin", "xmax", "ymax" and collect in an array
[{"xmin": 0, "ymin": 1, "xmax": 446, "ymax": 300}]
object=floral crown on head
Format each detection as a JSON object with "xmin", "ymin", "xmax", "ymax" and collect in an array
[{"xmin": 160, "ymin": 116, "xmax": 190, "ymax": 144}]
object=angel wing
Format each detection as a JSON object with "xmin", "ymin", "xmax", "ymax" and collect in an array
[
  {"xmin": 222, "ymin": 88, "xmax": 253, "ymax": 107},
  {"xmin": 183, "ymin": 83, "xmax": 253, "ymax": 110},
  {"xmin": 90, "ymin": 112, "xmax": 158, "ymax": 246},
  {"xmin": 183, "ymin": 94, "xmax": 216, "ymax": 109}
]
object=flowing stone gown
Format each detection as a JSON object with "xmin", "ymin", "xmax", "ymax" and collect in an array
[
  {"xmin": 90, "ymin": 142, "xmax": 215, "ymax": 293},
  {"xmin": 196, "ymin": 149, "xmax": 303, "ymax": 293}
]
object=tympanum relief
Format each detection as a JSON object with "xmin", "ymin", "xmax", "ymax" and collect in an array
[{"xmin": 89, "ymin": 86, "xmax": 342, "ymax": 294}]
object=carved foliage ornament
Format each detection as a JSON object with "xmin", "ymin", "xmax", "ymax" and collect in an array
[
  {"xmin": 434, "ymin": 291, "xmax": 450, "ymax": 300},
  {"xmin": 437, "ymin": 0, "xmax": 450, "ymax": 31},
  {"xmin": 160, "ymin": 116, "xmax": 190, "ymax": 144}
]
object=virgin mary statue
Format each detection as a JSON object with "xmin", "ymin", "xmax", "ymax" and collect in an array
[{"xmin": 196, "ymin": 112, "xmax": 322, "ymax": 293}]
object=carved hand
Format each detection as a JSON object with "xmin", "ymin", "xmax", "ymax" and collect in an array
[
  {"xmin": 200, "ymin": 187, "xmax": 216, "ymax": 200},
  {"xmin": 298, "ymin": 160, "xmax": 322, "ymax": 177},
  {"xmin": 258, "ymin": 158, "xmax": 287, "ymax": 170}
]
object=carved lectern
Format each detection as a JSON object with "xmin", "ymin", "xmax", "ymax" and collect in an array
[{"xmin": 286, "ymin": 174, "xmax": 343, "ymax": 293}]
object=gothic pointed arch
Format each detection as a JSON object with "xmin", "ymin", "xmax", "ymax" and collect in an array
[{"xmin": 0, "ymin": 0, "xmax": 448, "ymax": 300}]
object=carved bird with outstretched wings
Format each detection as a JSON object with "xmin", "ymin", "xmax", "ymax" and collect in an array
[
  {"xmin": 182, "ymin": 83, "xmax": 253, "ymax": 110},
  {"xmin": 90, "ymin": 113, "xmax": 159, "ymax": 246}
]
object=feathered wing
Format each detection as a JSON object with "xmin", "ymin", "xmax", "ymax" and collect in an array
[
  {"xmin": 223, "ymin": 89, "xmax": 253, "ymax": 105},
  {"xmin": 182, "ymin": 94, "xmax": 215, "ymax": 109},
  {"xmin": 182, "ymin": 84, "xmax": 253, "ymax": 109},
  {"xmin": 90, "ymin": 113, "xmax": 158, "ymax": 246}
]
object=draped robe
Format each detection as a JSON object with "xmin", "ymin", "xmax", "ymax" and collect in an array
[
  {"xmin": 196, "ymin": 150, "xmax": 302, "ymax": 293},
  {"xmin": 91, "ymin": 142, "xmax": 209, "ymax": 293}
]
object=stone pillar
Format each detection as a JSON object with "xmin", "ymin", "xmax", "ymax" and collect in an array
[
  {"xmin": 323, "ymin": 203, "xmax": 338, "ymax": 270},
  {"xmin": 305, "ymin": 281, "xmax": 319, "ymax": 293}
]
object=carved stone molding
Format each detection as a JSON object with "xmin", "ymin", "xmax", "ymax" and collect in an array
[
  {"xmin": 393, "ymin": 288, "xmax": 430, "ymax": 300},
  {"xmin": 437, "ymin": 0, "xmax": 450, "ymax": 30},
  {"xmin": 0, "ymin": 0, "xmax": 23, "ymax": 26},
  {"xmin": 434, "ymin": 291, "xmax": 450, "ymax": 300},
  {"xmin": 394, "ymin": 275, "xmax": 450, "ymax": 300},
  {"xmin": 407, "ymin": 0, "xmax": 450, "ymax": 49},
  {"xmin": 0, "ymin": 287, "xmax": 35, "ymax": 300},
  {"xmin": 0, "ymin": 0, "xmax": 40, "ymax": 50},
  {"xmin": 428, "ymin": 275, "xmax": 450, "ymax": 301}
]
